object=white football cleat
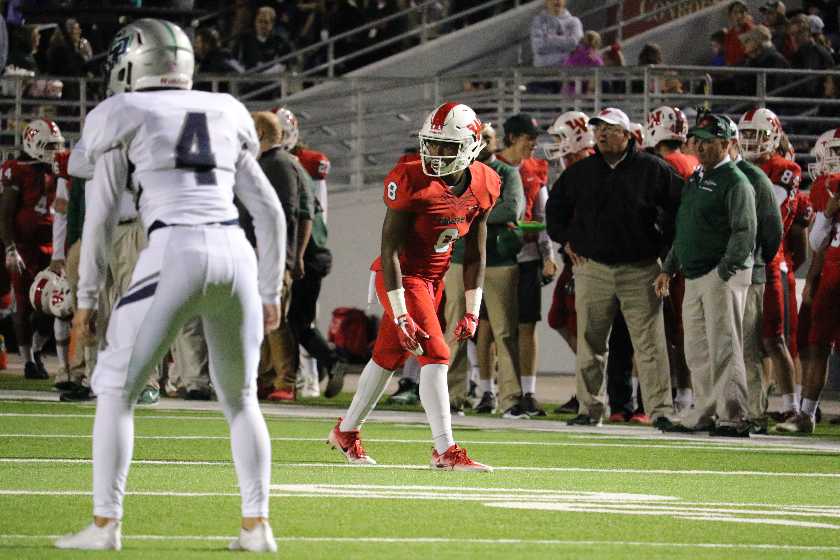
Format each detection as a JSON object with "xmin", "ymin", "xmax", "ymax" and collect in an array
[
  {"xmin": 327, "ymin": 418, "xmax": 377, "ymax": 465},
  {"xmin": 431, "ymin": 444, "xmax": 493, "ymax": 472},
  {"xmin": 228, "ymin": 521, "xmax": 277, "ymax": 552},
  {"xmin": 54, "ymin": 520, "xmax": 121, "ymax": 550}
]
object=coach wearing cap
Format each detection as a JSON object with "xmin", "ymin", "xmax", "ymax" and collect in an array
[
  {"xmin": 547, "ymin": 107, "xmax": 682, "ymax": 428},
  {"xmin": 655, "ymin": 114, "xmax": 756, "ymax": 436}
]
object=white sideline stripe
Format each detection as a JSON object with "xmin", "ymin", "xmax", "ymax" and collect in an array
[
  {"xmin": 1, "ymin": 433, "xmax": 838, "ymax": 455},
  {"xmin": 2, "ymin": 534, "xmax": 840, "ymax": 551},
  {"xmin": 0, "ymin": 413, "xmax": 223, "ymax": 421},
  {"xmin": 1, "ymin": 457, "xmax": 838, "ymax": 478}
]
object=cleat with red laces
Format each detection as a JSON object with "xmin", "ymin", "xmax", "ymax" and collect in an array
[
  {"xmin": 431, "ymin": 444, "xmax": 492, "ymax": 472},
  {"xmin": 327, "ymin": 418, "xmax": 376, "ymax": 465}
]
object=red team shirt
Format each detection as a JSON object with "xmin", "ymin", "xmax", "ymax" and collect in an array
[
  {"xmin": 807, "ymin": 174, "xmax": 840, "ymax": 347},
  {"xmin": 663, "ymin": 151, "xmax": 700, "ymax": 181},
  {"xmin": 293, "ymin": 147, "xmax": 330, "ymax": 181},
  {"xmin": 370, "ymin": 160, "xmax": 500, "ymax": 369}
]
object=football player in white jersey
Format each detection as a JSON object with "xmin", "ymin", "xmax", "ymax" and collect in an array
[{"xmin": 54, "ymin": 19, "xmax": 286, "ymax": 553}]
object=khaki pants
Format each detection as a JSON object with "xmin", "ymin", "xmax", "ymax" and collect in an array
[
  {"xmin": 168, "ymin": 317, "xmax": 210, "ymax": 393},
  {"xmin": 260, "ymin": 271, "xmax": 296, "ymax": 390},
  {"xmin": 681, "ymin": 268, "xmax": 751, "ymax": 428},
  {"xmin": 574, "ymin": 259, "xmax": 672, "ymax": 420},
  {"xmin": 743, "ymin": 283, "xmax": 766, "ymax": 420},
  {"xmin": 445, "ymin": 263, "xmax": 521, "ymax": 410},
  {"xmin": 66, "ymin": 241, "xmax": 95, "ymax": 382}
]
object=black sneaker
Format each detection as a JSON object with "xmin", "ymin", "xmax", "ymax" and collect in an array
[
  {"xmin": 184, "ymin": 388, "xmax": 212, "ymax": 401},
  {"xmin": 815, "ymin": 406, "xmax": 822, "ymax": 424},
  {"xmin": 450, "ymin": 402, "xmax": 465, "ymax": 417},
  {"xmin": 59, "ymin": 386, "xmax": 93, "ymax": 402},
  {"xmin": 324, "ymin": 360, "xmax": 347, "ymax": 399},
  {"xmin": 474, "ymin": 391, "xmax": 496, "ymax": 414},
  {"xmin": 502, "ymin": 403, "xmax": 528, "ymax": 419},
  {"xmin": 387, "ymin": 378, "xmax": 419, "ymax": 405},
  {"xmin": 748, "ymin": 417, "xmax": 769, "ymax": 435},
  {"xmin": 521, "ymin": 393, "xmax": 546, "ymax": 417},
  {"xmin": 24, "ymin": 361, "xmax": 48, "ymax": 380},
  {"xmin": 566, "ymin": 414, "xmax": 599, "ymax": 426},
  {"xmin": 710, "ymin": 423, "xmax": 750, "ymax": 438},
  {"xmin": 659, "ymin": 418, "xmax": 713, "ymax": 433},
  {"xmin": 33, "ymin": 351, "xmax": 49, "ymax": 378},
  {"xmin": 554, "ymin": 395, "xmax": 579, "ymax": 414},
  {"xmin": 652, "ymin": 416, "xmax": 676, "ymax": 431},
  {"xmin": 467, "ymin": 379, "xmax": 478, "ymax": 399}
]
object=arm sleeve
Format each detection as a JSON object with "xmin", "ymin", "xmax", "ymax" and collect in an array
[
  {"xmin": 296, "ymin": 166, "xmax": 315, "ymax": 221},
  {"xmin": 658, "ymin": 166, "xmax": 684, "ymax": 249},
  {"xmin": 754, "ymin": 179, "xmax": 783, "ymax": 265},
  {"xmin": 663, "ymin": 247, "xmax": 679, "ymax": 275},
  {"xmin": 809, "ymin": 213, "xmax": 833, "ymax": 252},
  {"xmin": 534, "ymin": 185, "xmax": 555, "ymax": 261},
  {"xmin": 235, "ymin": 151, "xmax": 286, "ymax": 306},
  {"xmin": 51, "ymin": 177, "xmax": 69, "ymax": 260},
  {"xmin": 717, "ymin": 181, "xmax": 757, "ymax": 281},
  {"xmin": 77, "ymin": 149, "xmax": 126, "ymax": 309},
  {"xmin": 487, "ymin": 166, "xmax": 524, "ymax": 225},
  {"xmin": 66, "ymin": 177, "xmax": 85, "ymax": 247},
  {"xmin": 313, "ymin": 178, "xmax": 327, "ymax": 224},
  {"xmin": 68, "ymin": 136, "xmax": 94, "ymax": 180},
  {"xmin": 74, "ymin": 98, "xmax": 135, "ymax": 172},
  {"xmin": 546, "ymin": 174, "xmax": 572, "ymax": 245}
]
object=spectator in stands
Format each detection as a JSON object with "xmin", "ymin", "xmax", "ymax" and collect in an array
[
  {"xmin": 724, "ymin": 1, "xmax": 754, "ymax": 66},
  {"xmin": 46, "ymin": 22, "xmax": 88, "ymax": 78},
  {"xmin": 325, "ymin": 0, "xmax": 367, "ymax": 73},
  {"xmin": 759, "ymin": 1, "xmax": 788, "ymax": 53},
  {"xmin": 563, "ymin": 31, "xmax": 603, "ymax": 94},
  {"xmin": 740, "ymin": 24, "xmax": 790, "ymax": 96},
  {"xmin": 809, "ymin": 15, "xmax": 839, "ymax": 62},
  {"xmin": 194, "ymin": 27, "xmax": 244, "ymax": 75},
  {"xmin": 530, "ymin": 0, "xmax": 583, "ymax": 70},
  {"xmin": 234, "ymin": 6, "xmax": 295, "ymax": 70},
  {"xmin": 710, "ymin": 30, "xmax": 726, "ymax": 65},
  {"xmin": 789, "ymin": 12, "xmax": 834, "ymax": 97},
  {"xmin": 638, "ymin": 42, "xmax": 663, "ymax": 65},
  {"xmin": 64, "ymin": 19, "xmax": 92, "ymax": 63},
  {"xmin": 602, "ymin": 41, "xmax": 626, "ymax": 94},
  {"xmin": 7, "ymin": 24, "xmax": 39, "ymax": 72}
]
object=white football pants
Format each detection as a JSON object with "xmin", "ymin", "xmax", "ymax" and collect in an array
[{"xmin": 90, "ymin": 225, "xmax": 271, "ymax": 519}]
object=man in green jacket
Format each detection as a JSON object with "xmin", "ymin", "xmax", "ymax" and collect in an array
[{"xmin": 656, "ymin": 113, "xmax": 757, "ymax": 437}]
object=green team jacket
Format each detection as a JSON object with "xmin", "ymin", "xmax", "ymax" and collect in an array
[
  {"xmin": 66, "ymin": 177, "xmax": 86, "ymax": 247},
  {"xmin": 735, "ymin": 159, "xmax": 783, "ymax": 285},
  {"xmin": 664, "ymin": 160, "xmax": 756, "ymax": 280},
  {"xmin": 451, "ymin": 157, "xmax": 525, "ymax": 266}
]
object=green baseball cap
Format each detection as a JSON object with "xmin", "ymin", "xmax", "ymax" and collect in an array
[{"xmin": 688, "ymin": 114, "xmax": 735, "ymax": 140}]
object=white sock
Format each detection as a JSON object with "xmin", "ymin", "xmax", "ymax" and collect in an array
[
  {"xmin": 19, "ymin": 344, "xmax": 32, "ymax": 363},
  {"xmin": 32, "ymin": 331, "xmax": 48, "ymax": 353},
  {"xmin": 794, "ymin": 384, "xmax": 802, "ymax": 405},
  {"xmin": 676, "ymin": 388, "xmax": 693, "ymax": 405},
  {"xmin": 224, "ymin": 396, "xmax": 272, "ymax": 518},
  {"xmin": 479, "ymin": 378, "xmax": 493, "ymax": 395},
  {"xmin": 419, "ymin": 363, "xmax": 455, "ymax": 454},
  {"xmin": 92, "ymin": 394, "xmax": 134, "ymax": 519},
  {"xmin": 801, "ymin": 398, "xmax": 818, "ymax": 420},
  {"xmin": 55, "ymin": 319, "xmax": 71, "ymax": 371},
  {"xmin": 520, "ymin": 375, "xmax": 537, "ymax": 395},
  {"xmin": 402, "ymin": 356, "xmax": 420, "ymax": 383},
  {"xmin": 632, "ymin": 376, "xmax": 640, "ymax": 409},
  {"xmin": 298, "ymin": 346, "xmax": 317, "ymax": 384},
  {"xmin": 340, "ymin": 360, "xmax": 393, "ymax": 432},
  {"xmin": 467, "ymin": 340, "xmax": 480, "ymax": 382},
  {"xmin": 782, "ymin": 393, "xmax": 799, "ymax": 413}
]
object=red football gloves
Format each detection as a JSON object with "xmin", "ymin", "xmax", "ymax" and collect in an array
[
  {"xmin": 453, "ymin": 312, "xmax": 479, "ymax": 341},
  {"xmin": 395, "ymin": 313, "xmax": 429, "ymax": 356}
]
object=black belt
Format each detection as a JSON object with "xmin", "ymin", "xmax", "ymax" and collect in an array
[
  {"xmin": 118, "ymin": 218, "xmax": 137, "ymax": 225},
  {"xmin": 147, "ymin": 218, "xmax": 239, "ymax": 237}
]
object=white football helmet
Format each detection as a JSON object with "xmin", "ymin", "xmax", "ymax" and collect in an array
[
  {"xmin": 105, "ymin": 18, "xmax": 194, "ymax": 96},
  {"xmin": 272, "ymin": 107, "xmax": 300, "ymax": 151},
  {"xmin": 629, "ymin": 122, "xmax": 646, "ymax": 148},
  {"xmin": 809, "ymin": 128, "xmax": 840, "ymax": 180},
  {"xmin": 645, "ymin": 106, "xmax": 689, "ymax": 148},
  {"xmin": 738, "ymin": 108, "xmax": 782, "ymax": 160},
  {"xmin": 22, "ymin": 119, "xmax": 65, "ymax": 164},
  {"xmin": 542, "ymin": 111, "xmax": 594, "ymax": 161},
  {"xmin": 29, "ymin": 269, "xmax": 74, "ymax": 319},
  {"xmin": 418, "ymin": 102, "xmax": 485, "ymax": 177}
]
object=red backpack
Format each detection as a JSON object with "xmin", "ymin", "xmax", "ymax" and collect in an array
[{"xmin": 328, "ymin": 307, "xmax": 378, "ymax": 363}]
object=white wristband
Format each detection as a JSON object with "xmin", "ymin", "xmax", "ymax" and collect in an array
[
  {"xmin": 465, "ymin": 288, "xmax": 482, "ymax": 317},
  {"xmin": 387, "ymin": 288, "xmax": 408, "ymax": 320}
]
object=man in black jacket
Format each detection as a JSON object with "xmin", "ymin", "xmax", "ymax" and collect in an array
[{"xmin": 547, "ymin": 107, "xmax": 683, "ymax": 428}]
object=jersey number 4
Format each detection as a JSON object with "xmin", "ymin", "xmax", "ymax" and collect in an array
[{"xmin": 176, "ymin": 113, "xmax": 217, "ymax": 185}]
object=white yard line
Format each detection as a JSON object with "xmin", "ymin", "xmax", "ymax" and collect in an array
[
  {"xmin": 1, "ymin": 534, "xmax": 839, "ymax": 551},
  {"xmin": 0, "ymin": 457, "xmax": 838, "ymax": 477}
]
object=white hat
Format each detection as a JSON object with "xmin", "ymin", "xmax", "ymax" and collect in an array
[
  {"xmin": 589, "ymin": 108, "xmax": 631, "ymax": 131},
  {"xmin": 809, "ymin": 14, "xmax": 825, "ymax": 34}
]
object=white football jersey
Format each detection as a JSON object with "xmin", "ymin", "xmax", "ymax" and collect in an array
[{"xmin": 75, "ymin": 89, "xmax": 259, "ymax": 228}]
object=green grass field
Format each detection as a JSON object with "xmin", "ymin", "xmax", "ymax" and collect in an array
[{"xmin": 0, "ymin": 397, "xmax": 839, "ymax": 559}]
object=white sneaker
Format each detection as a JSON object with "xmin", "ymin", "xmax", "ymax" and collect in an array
[
  {"xmin": 300, "ymin": 378, "xmax": 320, "ymax": 398},
  {"xmin": 228, "ymin": 521, "xmax": 277, "ymax": 552},
  {"xmin": 54, "ymin": 520, "xmax": 121, "ymax": 550}
]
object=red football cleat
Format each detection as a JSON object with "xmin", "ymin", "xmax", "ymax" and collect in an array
[
  {"xmin": 267, "ymin": 388, "xmax": 295, "ymax": 402},
  {"xmin": 629, "ymin": 413, "xmax": 651, "ymax": 425},
  {"xmin": 327, "ymin": 418, "xmax": 376, "ymax": 465},
  {"xmin": 431, "ymin": 444, "xmax": 492, "ymax": 472},
  {"xmin": 608, "ymin": 412, "xmax": 628, "ymax": 423}
]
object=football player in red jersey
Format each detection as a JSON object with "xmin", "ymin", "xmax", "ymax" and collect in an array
[
  {"xmin": 738, "ymin": 108, "xmax": 801, "ymax": 421},
  {"xmin": 0, "ymin": 119, "xmax": 64, "ymax": 380},
  {"xmin": 328, "ymin": 103, "xmax": 498, "ymax": 470},
  {"xmin": 496, "ymin": 113, "xmax": 557, "ymax": 417},
  {"xmin": 646, "ymin": 106, "xmax": 698, "ymax": 413},
  {"xmin": 777, "ymin": 129, "xmax": 840, "ymax": 433}
]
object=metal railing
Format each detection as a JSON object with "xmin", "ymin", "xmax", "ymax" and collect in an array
[{"xmin": 3, "ymin": 65, "xmax": 839, "ymax": 187}]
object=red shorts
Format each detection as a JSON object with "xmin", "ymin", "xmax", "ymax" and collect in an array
[
  {"xmin": 808, "ymin": 261, "xmax": 840, "ymax": 348},
  {"xmin": 784, "ymin": 267, "xmax": 799, "ymax": 358},
  {"xmin": 762, "ymin": 260, "xmax": 785, "ymax": 339},
  {"xmin": 547, "ymin": 266, "xmax": 575, "ymax": 335},
  {"xmin": 371, "ymin": 271, "xmax": 448, "ymax": 371},
  {"xmin": 10, "ymin": 243, "xmax": 51, "ymax": 317}
]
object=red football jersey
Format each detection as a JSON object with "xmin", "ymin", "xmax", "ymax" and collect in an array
[
  {"xmin": 293, "ymin": 147, "xmax": 330, "ymax": 180},
  {"xmin": 1, "ymin": 159, "xmax": 55, "ymax": 247},
  {"xmin": 397, "ymin": 152, "xmax": 421, "ymax": 165},
  {"xmin": 371, "ymin": 160, "xmax": 500, "ymax": 282},
  {"xmin": 809, "ymin": 174, "xmax": 840, "ymax": 213},
  {"xmin": 497, "ymin": 155, "xmax": 548, "ymax": 221},
  {"xmin": 664, "ymin": 151, "xmax": 699, "ymax": 181},
  {"xmin": 760, "ymin": 154, "xmax": 802, "ymax": 265}
]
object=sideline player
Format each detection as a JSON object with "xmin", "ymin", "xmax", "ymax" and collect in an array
[
  {"xmin": 328, "ymin": 102, "xmax": 498, "ymax": 471},
  {"xmin": 54, "ymin": 19, "xmax": 285, "ymax": 552},
  {"xmin": 738, "ymin": 108, "xmax": 801, "ymax": 421}
]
